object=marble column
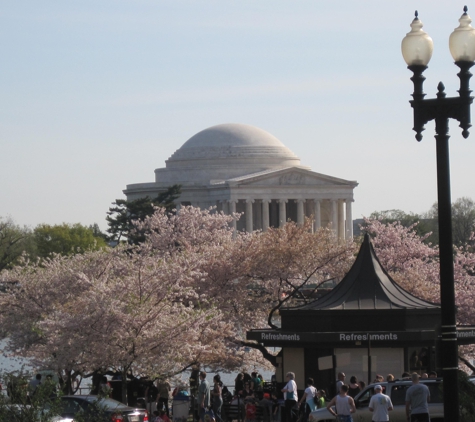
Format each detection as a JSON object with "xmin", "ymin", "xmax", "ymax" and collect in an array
[
  {"xmin": 345, "ymin": 199, "xmax": 353, "ymax": 239},
  {"xmin": 314, "ymin": 199, "xmax": 321, "ymax": 231},
  {"xmin": 331, "ymin": 199, "xmax": 338, "ymax": 234},
  {"xmin": 279, "ymin": 199, "xmax": 288, "ymax": 227},
  {"xmin": 338, "ymin": 199, "xmax": 345, "ymax": 240},
  {"xmin": 228, "ymin": 200, "xmax": 237, "ymax": 232},
  {"xmin": 296, "ymin": 199, "xmax": 305, "ymax": 225},
  {"xmin": 246, "ymin": 199, "xmax": 254, "ymax": 233},
  {"xmin": 262, "ymin": 199, "xmax": 271, "ymax": 231},
  {"xmin": 216, "ymin": 200, "xmax": 224, "ymax": 214}
]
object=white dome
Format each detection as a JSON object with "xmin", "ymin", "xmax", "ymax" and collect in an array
[
  {"xmin": 166, "ymin": 123, "xmax": 300, "ymax": 166},
  {"xmin": 152, "ymin": 123, "xmax": 305, "ymax": 186},
  {"xmin": 181, "ymin": 123, "xmax": 288, "ymax": 149}
]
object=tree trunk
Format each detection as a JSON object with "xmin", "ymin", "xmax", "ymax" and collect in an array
[{"xmin": 121, "ymin": 369, "xmax": 128, "ymax": 405}]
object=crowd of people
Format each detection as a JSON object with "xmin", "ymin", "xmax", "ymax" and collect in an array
[
  {"xmin": 334, "ymin": 370, "xmax": 437, "ymax": 398},
  {"xmin": 188, "ymin": 370, "xmax": 285, "ymax": 422},
  {"xmin": 4, "ymin": 372, "xmax": 59, "ymax": 404},
  {"xmin": 41, "ymin": 367, "xmax": 433, "ymax": 422},
  {"xmin": 323, "ymin": 371, "xmax": 433, "ymax": 422},
  {"xmin": 191, "ymin": 369, "xmax": 433, "ymax": 422}
]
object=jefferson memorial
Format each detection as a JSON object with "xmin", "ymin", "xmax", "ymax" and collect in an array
[{"xmin": 124, "ymin": 123, "xmax": 358, "ymax": 238}]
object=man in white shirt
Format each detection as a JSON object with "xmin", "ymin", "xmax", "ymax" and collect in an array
[{"xmin": 369, "ymin": 385, "xmax": 393, "ymax": 422}]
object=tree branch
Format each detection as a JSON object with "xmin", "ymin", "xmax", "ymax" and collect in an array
[
  {"xmin": 240, "ymin": 340, "xmax": 277, "ymax": 367},
  {"xmin": 459, "ymin": 354, "xmax": 475, "ymax": 373}
]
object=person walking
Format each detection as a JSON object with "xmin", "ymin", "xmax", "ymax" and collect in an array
[
  {"xmin": 298, "ymin": 378, "xmax": 316, "ymax": 422},
  {"xmin": 326, "ymin": 384, "xmax": 356, "ymax": 422},
  {"xmin": 235, "ymin": 373, "xmax": 244, "ymax": 396},
  {"xmin": 281, "ymin": 372, "xmax": 298, "ymax": 422},
  {"xmin": 198, "ymin": 371, "xmax": 211, "ymax": 422},
  {"xmin": 251, "ymin": 372, "xmax": 261, "ymax": 392},
  {"xmin": 157, "ymin": 378, "xmax": 171, "ymax": 417},
  {"xmin": 145, "ymin": 380, "xmax": 159, "ymax": 417},
  {"xmin": 369, "ymin": 385, "xmax": 393, "ymax": 422},
  {"xmin": 405, "ymin": 373, "xmax": 430, "ymax": 422},
  {"xmin": 212, "ymin": 374, "xmax": 223, "ymax": 422}
]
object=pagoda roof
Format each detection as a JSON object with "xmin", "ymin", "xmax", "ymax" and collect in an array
[{"xmin": 299, "ymin": 233, "xmax": 439, "ymax": 311}]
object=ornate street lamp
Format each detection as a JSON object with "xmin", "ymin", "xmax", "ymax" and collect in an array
[{"xmin": 402, "ymin": 7, "xmax": 475, "ymax": 421}]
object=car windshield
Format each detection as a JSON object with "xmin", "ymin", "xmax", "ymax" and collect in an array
[{"xmin": 84, "ymin": 397, "xmax": 129, "ymax": 409}]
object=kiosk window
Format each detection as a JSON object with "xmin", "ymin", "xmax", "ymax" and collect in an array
[
  {"xmin": 355, "ymin": 387, "xmax": 374, "ymax": 408},
  {"xmin": 427, "ymin": 383, "xmax": 443, "ymax": 403},
  {"xmin": 390, "ymin": 385, "xmax": 409, "ymax": 406}
]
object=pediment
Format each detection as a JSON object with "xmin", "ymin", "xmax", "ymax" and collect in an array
[{"xmin": 225, "ymin": 167, "xmax": 358, "ymax": 188}]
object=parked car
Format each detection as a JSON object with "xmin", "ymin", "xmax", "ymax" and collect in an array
[
  {"xmin": 56, "ymin": 395, "xmax": 149, "ymax": 422},
  {"xmin": 309, "ymin": 379, "xmax": 444, "ymax": 422}
]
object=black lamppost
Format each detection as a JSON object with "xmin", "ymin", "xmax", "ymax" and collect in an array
[{"xmin": 401, "ymin": 7, "xmax": 475, "ymax": 421}]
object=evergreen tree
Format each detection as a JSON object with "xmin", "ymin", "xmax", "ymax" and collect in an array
[{"xmin": 106, "ymin": 184, "xmax": 181, "ymax": 244}]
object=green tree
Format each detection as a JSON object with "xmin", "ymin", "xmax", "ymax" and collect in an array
[
  {"xmin": 439, "ymin": 370, "xmax": 475, "ymax": 421},
  {"xmin": 452, "ymin": 197, "xmax": 475, "ymax": 246},
  {"xmin": 424, "ymin": 197, "xmax": 475, "ymax": 245},
  {"xmin": 0, "ymin": 217, "xmax": 36, "ymax": 272},
  {"xmin": 106, "ymin": 184, "xmax": 181, "ymax": 244},
  {"xmin": 88, "ymin": 223, "xmax": 108, "ymax": 241},
  {"xmin": 33, "ymin": 223, "xmax": 107, "ymax": 258}
]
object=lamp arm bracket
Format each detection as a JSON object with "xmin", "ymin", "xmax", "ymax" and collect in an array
[{"xmin": 410, "ymin": 95, "xmax": 473, "ymax": 140}]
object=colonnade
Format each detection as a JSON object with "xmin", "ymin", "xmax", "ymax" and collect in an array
[{"xmin": 220, "ymin": 197, "xmax": 353, "ymax": 239}]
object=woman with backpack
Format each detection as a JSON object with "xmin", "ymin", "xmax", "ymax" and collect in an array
[{"xmin": 298, "ymin": 378, "xmax": 316, "ymax": 422}]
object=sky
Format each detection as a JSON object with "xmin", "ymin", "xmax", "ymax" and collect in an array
[{"xmin": 2, "ymin": 0, "xmax": 475, "ymax": 231}]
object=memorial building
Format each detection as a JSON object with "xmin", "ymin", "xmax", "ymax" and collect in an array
[{"xmin": 124, "ymin": 123, "xmax": 358, "ymax": 238}]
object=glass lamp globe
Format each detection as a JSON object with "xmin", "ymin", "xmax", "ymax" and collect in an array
[
  {"xmin": 401, "ymin": 12, "xmax": 434, "ymax": 66},
  {"xmin": 449, "ymin": 6, "xmax": 475, "ymax": 62}
]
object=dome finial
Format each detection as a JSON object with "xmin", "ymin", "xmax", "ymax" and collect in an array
[
  {"xmin": 464, "ymin": 5, "xmax": 468, "ymax": 15},
  {"xmin": 415, "ymin": 10, "xmax": 419, "ymax": 20}
]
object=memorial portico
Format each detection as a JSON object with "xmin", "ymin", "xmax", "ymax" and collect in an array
[
  {"xmin": 124, "ymin": 123, "xmax": 358, "ymax": 238},
  {"xmin": 219, "ymin": 194, "xmax": 354, "ymax": 238}
]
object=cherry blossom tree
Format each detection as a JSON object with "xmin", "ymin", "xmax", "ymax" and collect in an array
[
  {"xmin": 363, "ymin": 218, "xmax": 440, "ymax": 301},
  {"xmin": 363, "ymin": 217, "xmax": 475, "ymax": 369},
  {"xmin": 0, "ymin": 205, "xmax": 359, "ymax": 402},
  {"xmin": 244, "ymin": 218, "xmax": 356, "ymax": 327},
  {"xmin": 0, "ymin": 244, "xmax": 231, "ymax": 403},
  {"xmin": 136, "ymin": 208, "xmax": 357, "ymax": 366}
]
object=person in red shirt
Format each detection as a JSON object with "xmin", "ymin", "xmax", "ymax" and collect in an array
[{"xmin": 160, "ymin": 410, "xmax": 171, "ymax": 422}]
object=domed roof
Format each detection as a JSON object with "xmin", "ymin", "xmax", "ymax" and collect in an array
[
  {"xmin": 180, "ymin": 123, "xmax": 288, "ymax": 149},
  {"xmin": 166, "ymin": 123, "xmax": 301, "ymax": 166}
]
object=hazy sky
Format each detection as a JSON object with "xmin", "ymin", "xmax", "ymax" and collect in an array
[{"xmin": 2, "ymin": 1, "xmax": 475, "ymax": 231}]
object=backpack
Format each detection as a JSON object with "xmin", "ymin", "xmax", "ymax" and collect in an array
[{"xmin": 246, "ymin": 403, "xmax": 257, "ymax": 420}]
